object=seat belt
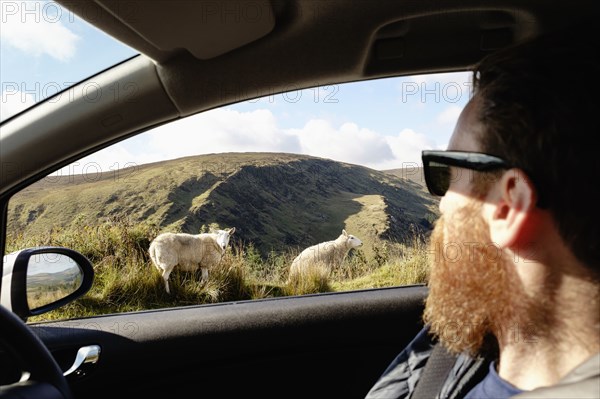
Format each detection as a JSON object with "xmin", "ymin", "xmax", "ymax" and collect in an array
[{"xmin": 411, "ymin": 342, "xmax": 458, "ymax": 399}]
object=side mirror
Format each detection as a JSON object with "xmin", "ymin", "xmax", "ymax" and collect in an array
[{"xmin": 1, "ymin": 247, "xmax": 94, "ymax": 321}]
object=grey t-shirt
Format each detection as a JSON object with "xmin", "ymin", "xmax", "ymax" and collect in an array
[{"xmin": 464, "ymin": 361, "xmax": 524, "ymax": 399}]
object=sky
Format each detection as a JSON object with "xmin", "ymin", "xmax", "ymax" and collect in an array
[
  {"xmin": 27, "ymin": 252, "xmax": 78, "ymax": 275},
  {"xmin": 1, "ymin": 0, "xmax": 473, "ymax": 174}
]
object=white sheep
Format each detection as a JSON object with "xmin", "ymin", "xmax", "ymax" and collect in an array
[
  {"xmin": 289, "ymin": 229, "xmax": 363, "ymax": 278},
  {"xmin": 149, "ymin": 227, "xmax": 235, "ymax": 294}
]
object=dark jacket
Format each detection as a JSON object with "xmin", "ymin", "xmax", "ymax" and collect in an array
[
  {"xmin": 365, "ymin": 327, "xmax": 600, "ymax": 399},
  {"xmin": 365, "ymin": 327, "xmax": 490, "ymax": 399}
]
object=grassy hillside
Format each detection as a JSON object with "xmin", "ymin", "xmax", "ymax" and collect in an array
[
  {"xmin": 7, "ymin": 217, "xmax": 431, "ymax": 321},
  {"xmin": 8, "ymin": 153, "xmax": 439, "ymax": 258}
]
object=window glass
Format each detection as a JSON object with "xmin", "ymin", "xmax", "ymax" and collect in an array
[
  {"xmin": 6, "ymin": 72, "xmax": 472, "ymax": 321},
  {"xmin": 0, "ymin": 0, "xmax": 137, "ymax": 122}
]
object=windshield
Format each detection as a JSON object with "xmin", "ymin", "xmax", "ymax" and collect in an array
[{"xmin": 0, "ymin": 0, "xmax": 138, "ymax": 122}]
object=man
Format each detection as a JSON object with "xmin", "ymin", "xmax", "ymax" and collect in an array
[{"xmin": 366, "ymin": 24, "xmax": 599, "ymax": 399}]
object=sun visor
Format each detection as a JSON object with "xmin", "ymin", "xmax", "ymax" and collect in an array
[{"xmin": 94, "ymin": 0, "xmax": 276, "ymax": 60}]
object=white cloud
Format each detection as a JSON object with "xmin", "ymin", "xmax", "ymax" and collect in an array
[
  {"xmin": 286, "ymin": 119, "xmax": 394, "ymax": 167},
  {"xmin": 436, "ymin": 105, "xmax": 463, "ymax": 126},
  {"xmin": 0, "ymin": 90, "xmax": 35, "ymax": 121},
  {"xmin": 1, "ymin": 1, "xmax": 80, "ymax": 61},
  {"xmin": 69, "ymin": 108, "xmax": 440, "ymax": 174},
  {"xmin": 375, "ymin": 129, "xmax": 437, "ymax": 170},
  {"xmin": 79, "ymin": 145, "xmax": 141, "ymax": 174},
  {"xmin": 146, "ymin": 108, "xmax": 301, "ymax": 159},
  {"xmin": 71, "ymin": 108, "xmax": 299, "ymax": 173}
]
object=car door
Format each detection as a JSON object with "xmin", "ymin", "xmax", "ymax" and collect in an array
[{"xmin": 29, "ymin": 286, "xmax": 427, "ymax": 399}]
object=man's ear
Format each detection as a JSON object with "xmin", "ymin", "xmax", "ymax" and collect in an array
[{"xmin": 485, "ymin": 169, "xmax": 539, "ymax": 249}]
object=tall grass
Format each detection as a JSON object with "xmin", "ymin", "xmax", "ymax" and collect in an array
[{"xmin": 5, "ymin": 219, "xmax": 430, "ymax": 322}]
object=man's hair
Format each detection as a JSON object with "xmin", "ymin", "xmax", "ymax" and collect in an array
[{"xmin": 473, "ymin": 23, "xmax": 599, "ymax": 270}]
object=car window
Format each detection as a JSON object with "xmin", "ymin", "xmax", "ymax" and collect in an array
[
  {"xmin": 0, "ymin": 0, "xmax": 137, "ymax": 122},
  {"xmin": 5, "ymin": 72, "xmax": 471, "ymax": 321}
]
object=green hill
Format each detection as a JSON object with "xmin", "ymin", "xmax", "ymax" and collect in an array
[
  {"xmin": 383, "ymin": 167, "xmax": 426, "ymax": 188},
  {"xmin": 8, "ymin": 153, "xmax": 439, "ymax": 257}
]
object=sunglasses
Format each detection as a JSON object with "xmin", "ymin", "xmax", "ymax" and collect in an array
[{"xmin": 421, "ymin": 150, "xmax": 510, "ymax": 196}]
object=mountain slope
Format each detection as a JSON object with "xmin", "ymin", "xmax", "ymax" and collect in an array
[{"xmin": 8, "ymin": 153, "xmax": 439, "ymax": 256}]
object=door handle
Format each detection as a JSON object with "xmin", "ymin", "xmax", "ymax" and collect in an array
[{"xmin": 63, "ymin": 345, "xmax": 101, "ymax": 377}]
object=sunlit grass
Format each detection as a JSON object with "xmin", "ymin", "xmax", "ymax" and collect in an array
[{"xmin": 8, "ymin": 219, "xmax": 429, "ymax": 322}]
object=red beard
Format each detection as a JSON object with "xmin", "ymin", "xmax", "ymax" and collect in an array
[{"xmin": 423, "ymin": 201, "xmax": 546, "ymax": 355}]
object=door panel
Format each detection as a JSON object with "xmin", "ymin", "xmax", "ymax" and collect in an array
[{"xmin": 31, "ymin": 285, "xmax": 427, "ymax": 399}]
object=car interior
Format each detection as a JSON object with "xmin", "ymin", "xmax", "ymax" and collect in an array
[{"xmin": 1, "ymin": 1, "xmax": 597, "ymax": 398}]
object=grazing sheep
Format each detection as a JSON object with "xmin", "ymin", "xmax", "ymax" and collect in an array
[
  {"xmin": 149, "ymin": 227, "xmax": 235, "ymax": 294},
  {"xmin": 289, "ymin": 229, "xmax": 362, "ymax": 278}
]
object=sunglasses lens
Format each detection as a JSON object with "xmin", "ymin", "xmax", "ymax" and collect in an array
[{"xmin": 427, "ymin": 161, "xmax": 450, "ymax": 196}]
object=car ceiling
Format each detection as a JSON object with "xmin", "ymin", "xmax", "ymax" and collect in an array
[{"xmin": 58, "ymin": 0, "xmax": 595, "ymax": 114}]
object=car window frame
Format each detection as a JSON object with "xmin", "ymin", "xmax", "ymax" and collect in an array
[{"xmin": 0, "ymin": 67, "xmax": 475, "ymax": 321}]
